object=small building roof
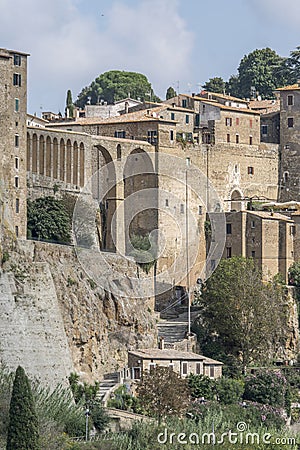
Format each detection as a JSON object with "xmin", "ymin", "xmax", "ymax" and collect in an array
[
  {"xmin": 248, "ymin": 211, "xmax": 293, "ymax": 222},
  {"xmin": 128, "ymin": 348, "xmax": 223, "ymax": 364},
  {"xmin": 249, "ymin": 99, "xmax": 280, "ymax": 114},
  {"xmin": 275, "ymin": 84, "xmax": 300, "ymax": 92},
  {"xmin": 200, "ymin": 99, "xmax": 260, "ymax": 115},
  {"xmin": 201, "ymin": 91, "xmax": 249, "ymax": 104}
]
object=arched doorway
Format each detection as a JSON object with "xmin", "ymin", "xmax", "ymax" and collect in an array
[
  {"xmin": 123, "ymin": 149, "xmax": 158, "ymax": 255},
  {"xmin": 92, "ymin": 146, "xmax": 116, "ymax": 252},
  {"xmin": 230, "ymin": 189, "xmax": 243, "ymax": 211}
]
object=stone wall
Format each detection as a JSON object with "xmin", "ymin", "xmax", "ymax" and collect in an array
[{"xmin": 1, "ymin": 240, "xmax": 157, "ymax": 384}]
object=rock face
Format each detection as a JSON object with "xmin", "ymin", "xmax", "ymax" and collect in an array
[{"xmin": 0, "ymin": 240, "xmax": 157, "ymax": 385}]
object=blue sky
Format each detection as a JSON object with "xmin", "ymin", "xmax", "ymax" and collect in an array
[{"xmin": 0, "ymin": 0, "xmax": 299, "ymax": 114}]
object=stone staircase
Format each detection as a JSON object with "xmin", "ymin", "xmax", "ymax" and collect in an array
[
  {"xmin": 157, "ymin": 306, "xmax": 200, "ymax": 346},
  {"xmin": 97, "ymin": 372, "xmax": 119, "ymax": 404}
]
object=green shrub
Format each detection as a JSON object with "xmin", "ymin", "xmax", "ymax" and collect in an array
[
  {"xmin": 187, "ymin": 374, "xmax": 216, "ymax": 400},
  {"xmin": 215, "ymin": 377, "xmax": 244, "ymax": 404},
  {"xmin": 244, "ymin": 369, "xmax": 288, "ymax": 408}
]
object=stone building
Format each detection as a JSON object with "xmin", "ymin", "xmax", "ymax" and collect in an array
[
  {"xmin": 0, "ymin": 48, "xmax": 29, "ymax": 240},
  {"xmin": 275, "ymin": 84, "xmax": 300, "ymax": 202},
  {"xmin": 127, "ymin": 348, "xmax": 222, "ymax": 380},
  {"xmin": 224, "ymin": 210, "xmax": 294, "ymax": 281}
]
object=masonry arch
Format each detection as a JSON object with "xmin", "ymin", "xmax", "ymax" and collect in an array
[
  {"xmin": 60, "ymin": 138, "xmax": 65, "ymax": 181},
  {"xmin": 32, "ymin": 134, "xmax": 38, "ymax": 173},
  {"xmin": 73, "ymin": 141, "xmax": 78, "ymax": 186},
  {"xmin": 93, "ymin": 145, "xmax": 116, "ymax": 252},
  {"xmin": 230, "ymin": 189, "xmax": 243, "ymax": 212},
  {"xmin": 66, "ymin": 139, "xmax": 72, "ymax": 183},
  {"xmin": 123, "ymin": 148, "xmax": 158, "ymax": 254},
  {"xmin": 79, "ymin": 142, "xmax": 85, "ymax": 187},
  {"xmin": 53, "ymin": 138, "xmax": 58, "ymax": 179},
  {"xmin": 27, "ymin": 132, "xmax": 31, "ymax": 171},
  {"xmin": 46, "ymin": 136, "xmax": 52, "ymax": 177},
  {"xmin": 39, "ymin": 135, "xmax": 45, "ymax": 175}
]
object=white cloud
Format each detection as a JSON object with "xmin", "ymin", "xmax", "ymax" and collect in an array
[
  {"xmin": 249, "ymin": 0, "xmax": 300, "ymax": 27},
  {"xmin": 0, "ymin": 0, "xmax": 193, "ymax": 112}
]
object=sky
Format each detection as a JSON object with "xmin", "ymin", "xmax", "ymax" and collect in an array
[{"xmin": 0, "ymin": 0, "xmax": 300, "ymax": 115}]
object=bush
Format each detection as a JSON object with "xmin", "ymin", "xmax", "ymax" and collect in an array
[
  {"xmin": 244, "ymin": 369, "xmax": 288, "ymax": 408},
  {"xmin": 215, "ymin": 377, "xmax": 244, "ymax": 404},
  {"xmin": 187, "ymin": 374, "xmax": 216, "ymax": 400}
]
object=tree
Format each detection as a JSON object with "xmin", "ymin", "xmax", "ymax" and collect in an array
[
  {"xmin": 215, "ymin": 377, "xmax": 244, "ymax": 405},
  {"xmin": 6, "ymin": 366, "xmax": 39, "ymax": 450},
  {"xmin": 244, "ymin": 370, "xmax": 288, "ymax": 408},
  {"xmin": 165, "ymin": 86, "xmax": 177, "ymax": 100},
  {"xmin": 75, "ymin": 70, "xmax": 160, "ymax": 108},
  {"xmin": 65, "ymin": 89, "xmax": 74, "ymax": 118},
  {"xmin": 196, "ymin": 257, "xmax": 288, "ymax": 373},
  {"xmin": 137, "ymin": 366, "xmax": 190, "ymax": 423},
  {"xmin": 285, "ymin": 46, "xmax": 300, "ymax": 83},
  {"xmin": 202, "ymin": 77, "xmax": 226, "ymax": 94},
  {"xmin": 234, "ymin": 48, "xmax": 289, "ymax": 99},
  {"xmin": 27, "ymin": 196, "xmax": 71, "ymax": 244}
]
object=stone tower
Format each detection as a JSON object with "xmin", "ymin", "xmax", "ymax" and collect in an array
[
  {"xmin": 276, "ymin": 84, "xmax": 300, "ymax": 202},
  {"xmin": 0, "ymin": 48, "xmax": 29, "ymax": 239}
]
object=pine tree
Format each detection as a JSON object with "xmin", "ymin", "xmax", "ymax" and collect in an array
[{"xmin": 6, "ymin": 366, "xmax": 39, "ymax": 450}]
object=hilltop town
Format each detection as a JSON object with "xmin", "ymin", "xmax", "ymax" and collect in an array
[{"xmin": 2, "ymin": 47, "xmax": 300, "ymax": 447}]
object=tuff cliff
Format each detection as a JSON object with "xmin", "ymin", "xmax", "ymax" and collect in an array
[{"xmin": 0, "ymin": 239, "xmax": 157, "ymax": 386}]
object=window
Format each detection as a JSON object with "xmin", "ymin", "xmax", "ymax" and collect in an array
[
  {"xmin": 195, "ymin": 113, "xmax": 200, "ymax": 127},
  {"xmin": 15, "ymin": 134, "xmax": 19, "ymax": 147},
  {"xmin": 226, "ymin": 247, "xmax": 232, "ymax": 258},
  {"xmin": 147, "ymin": 130, "xmax": 157, "ymax": 144},
  {"xmin": 236, "ymin": 134, "xmax": 239, "ymax": 144},
  {"xmin": 287, "ymin": 95, "xmax": 294, "ymax": 106},
  {"xmin": 114, "ymin": 130, "xmax": 126, "ymax": 138},
  {"xmin": 165, "ymin": 199, "xmax": 169, "ymax": 207},
  {"xmin": 149, "ymin": 363, "xmax": 156, "ymax": 373},
  {"xmin": 15, "ymin": 157, "xmax": 19, "ymax": 170},
  {"xmin": 211, "ymin": 259, "xmax": 216, "ymax": 270},
  {"xmin": 15, "ymin": 226, "xmax": 19, "ymax": 237},
  {"xmin": 182, "ymin": 362, "xmax": 188, "ymax": 376},
  {"xmin": 16, "ymin": 198, "xmax": 19, "ymax": 213},
  {"xmin": 251, "ymin": 220, "xmax": 255, "ymax": 228},
  {"xmin": 227, "ymin": 133, "xmax": 230, "ymax": 143},
  {"xmin": 290, "ymin": 225, "xmax": 296, "ymax": 236},
  {"xmin": 14, "ymin": 176, "xmax": 19, "ymax": 188},
  {"xmin": 251, "ymin": 250, "xmax": 256, "ymax": 258},
  {"xmin": 226, "ymin": 223, "xmax": 232, "ymax": 234},
  {"xmin": 198, "ymin": 205, "xmax": 203, "ymax": 215},
  {"xmin": 288, "ymin": 117, "xmax": 294, "ymax": 128},
  {"xmin": 249, "ymin": 136, "xmax": 253, "ymax": 145},
  {"xmin": 234, "ymin": 164, "xmax": 238, "ymax": 173},
  {"xmin": 261, "ymin": 125, "xmax": 268, "ymax": 135},
  {"xmin": 185, "ymin": 114, "xmax": 190, "ymax": 124},
  {"xmin": 180, "ymin": 204, "xmax": 184, "ymax": 214},
  {"xmin": 250, "ymin": 119, "xmax": 253, "ymax": 128},
  {"xmin": 283, "ymin": 171, "xmax": 289, "ymax": 183},
  {"xmin": 13, "ymin": 73, "xmax": 21, "ymax": 86},
  {"xmin": 15, "ymin": 98, "xmax": 19, "ymax": 112},
  {"xmin": 171, "ymin": 112, "xmax": 175, "ymax": 120},
  {"xmin": 225, "ymin": 117, "xmax": 232, "ymax": 126},
  {"xmin": 209, "ymin": 366, "xmax": 215, "ymax": 378},
  {"xmin": 236, "ymin": 117, "xmax": 239, "ymax": 126},
  {"xmin": 170, "ymin": 130, "xmax": 174, "ymax": 141},
  {"xmin": 182, "ymin": 99, "xmax": 187, "ymax": 108},
  {"xmin": 13, "ymin": 54, "xmax": 21, "ymax": 66},
  {"xmin": 248, "ymin": 166, "xmax": 254, "ymax": 175},
  {"xmin": 15, "ymin": 121, "xmax": 18, "ymax": 127},
  {"xmin": 196, "ymin": 363, "xmax": 201, "ymax": 375}
]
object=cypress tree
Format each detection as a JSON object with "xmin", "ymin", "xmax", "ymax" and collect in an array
[
  {"xmin": 65, "ymin": 89, "xmax": 74, "ymax": 118},
  {"xmin": 6, "ymin": 366, "xmax": 39, "ymax": 450}
]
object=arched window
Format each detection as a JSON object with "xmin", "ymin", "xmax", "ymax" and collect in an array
[
  {"xmin": 79, "ymin": 143, "xmax": 85, "ymax": 187},
  {"xmin": 60, "ymin": 139, "xmax": 65, "ymax": 181},
  {"xmin": 46, "ymin": 136, "xmax": 51, "ymax": 177},
  {"xmin": 39, "ymin": 135, "xmax": 45, "ymax": 175}
]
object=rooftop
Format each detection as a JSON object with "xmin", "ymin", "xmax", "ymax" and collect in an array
[
  {"xmin": 128, "ymin": 348, "xmax": 223, "ymax": 364},
  {"xmin": 200, "ymin": 99, "xmax": 260, "ymax": 115},
  {"xmin": 275, "ymin": 84, "xmax": 300, "ymax": 91}
]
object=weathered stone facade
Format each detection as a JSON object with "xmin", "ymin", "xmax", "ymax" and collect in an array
[{"xmin": 0, "ymin": 48, "xmax": 28, "ymax": 240}]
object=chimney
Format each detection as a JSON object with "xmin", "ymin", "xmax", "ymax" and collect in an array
[
  {"xmin": 159, "ymin": 337, "xmax": 165, "ymax": 350},
  {"xmin": 125, "ymin": 101, "xmax": 129, "ymax": 114},
  {"xmin": 192, "ymin": 93, "xmax": 195, "ymax": 97}
]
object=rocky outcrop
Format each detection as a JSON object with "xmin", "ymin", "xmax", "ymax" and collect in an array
[{"xmin": 0, "ymin": 240, "xmax": 157, "ymax": 385}]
